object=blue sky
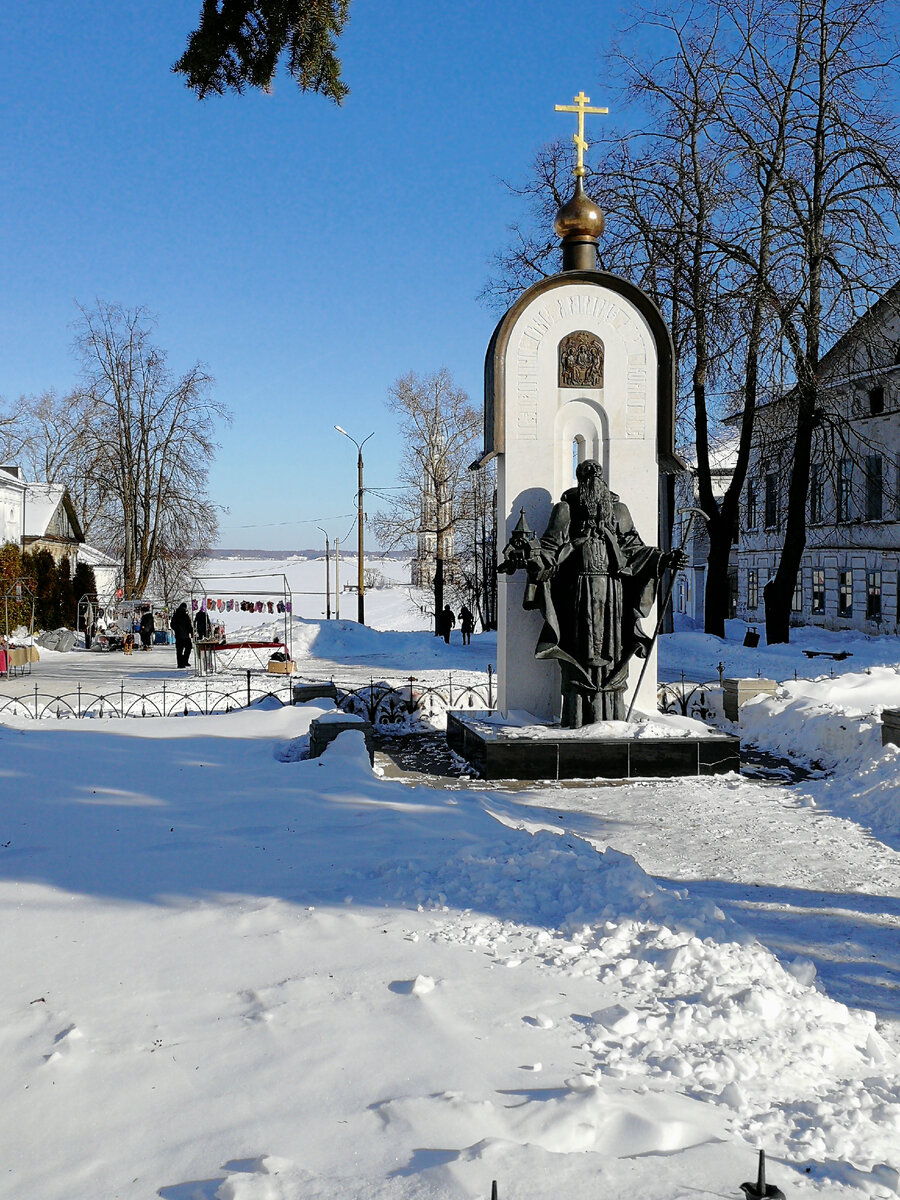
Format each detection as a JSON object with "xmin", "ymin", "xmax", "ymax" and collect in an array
[{"xmin": 1, "ymin": 0, "xmax": 636, "ymax": 550}]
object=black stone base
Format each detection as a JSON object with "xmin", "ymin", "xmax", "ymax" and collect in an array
[{"xmin": 446, "ymin": 711, "xmax": 740, "ymax": 781}]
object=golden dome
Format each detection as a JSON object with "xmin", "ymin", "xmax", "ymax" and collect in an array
[{"xmin": 554, "ymin": 177, "xmax": 604, "ymax": 242}]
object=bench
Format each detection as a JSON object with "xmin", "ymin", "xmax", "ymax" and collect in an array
[{"xmin": 802, "ymin": 650, "xmax": 852, "ymax": 661}]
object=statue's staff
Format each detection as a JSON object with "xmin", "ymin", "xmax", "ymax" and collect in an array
[{"xmin": 625, "ymin": 507, "xmax": 708, "ymax": 721}]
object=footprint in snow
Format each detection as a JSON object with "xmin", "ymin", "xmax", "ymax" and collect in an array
[{"xmin": 43, "ymin": 1023, "xmax": 84, "ymax": 1064}]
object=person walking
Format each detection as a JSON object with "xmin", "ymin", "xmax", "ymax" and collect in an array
[
  {"xmin": 458, "ymin": 604, "xmax": 474, "ymax": 645},
  {"xmin": 139, "ymin": 607, "xmax": 154, "ymax": 651},
  {"xmin": 171, "ymin": 602, "xmax": 194, "ymax": 669},
  {"xmin": 439, "ymin": 604, "xmax": 456, "ymax": 644}
]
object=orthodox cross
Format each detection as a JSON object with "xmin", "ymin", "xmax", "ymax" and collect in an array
[{"xmin": 554, "ymin": 90, "xmax": 608, "ymax": 177}]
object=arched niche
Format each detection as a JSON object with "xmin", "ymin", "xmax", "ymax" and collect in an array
[{"xmin": 553, "ymin": 398, "xmax": 608, "ymax": 499}]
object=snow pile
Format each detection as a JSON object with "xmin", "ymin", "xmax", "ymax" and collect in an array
[
  {"xmin": 731, "ymin": 667, "xmax": 900, "ymax": 846},
  {"xmin": 738, "ymin": 673, "xmax": 890, "ymax": 772},
  {"xmin": 384, "ymin": 829, "xmax": 897, "ymax": 1182}
]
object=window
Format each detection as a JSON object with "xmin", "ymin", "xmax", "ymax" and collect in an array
[
  {"xmin": 747, "ymin": 568, "xmax": 759, "ymax": 610},
  {"xmin": 867, "ymin": 570, "xmax": 882, "ymax": 619},
  {"xmin": 809, "ymin": 462, "xmax": 823, "ymax": 523},
  {"xmin": 838, "ymin": 569, "xmax": 853, "ymax": 617},
  {"xmin": 866, "ymin": 455, "xmax": 883, "ymax": 521},
  {"xmin": 746, "ymin": 481, "xmax": 758, "ymax": 529},
  {"xmin": 765, "ymin": 473, "xmax": 778, "ymax": 528},
  {"xmin": 791, "ymin": 577, "xmax": 803, "ymax": 612},
  {"xmin": 838, "ymin": 458, "xmax": 853, "ymax": 522},
  {"xmin": 869, "ymin": 386, "xmax": 885, "ymax": 416},
  {"xmin": 571, "ymin": 435, "xmax": 585, "ymax": 481},
  {"xmin": 812, "ymin": 568, "xmax": 826, "ymax": 614}
]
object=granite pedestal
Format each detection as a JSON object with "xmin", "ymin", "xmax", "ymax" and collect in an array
[
  {"xmin": 722, "ymin": 678, "xmax": 777, "ymax": 722},
  {"xmin": 293, "ymin": 681, "xmax": 339, "ymax": 705},
  {"xmin": 447, "ymin": 711, "xmax": 740, "ymax": 781},
  {"xmin": 881, "ymin": 707, "xmax": 900, "ymax": 748},
  {"xmin": 309, "ymin": 711, "xmax": 374, "ymax": 764}
]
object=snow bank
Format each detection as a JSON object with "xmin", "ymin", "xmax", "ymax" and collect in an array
[{"xmin": 734, "ymin": 667, "xmax": 900, "ymax": 846}]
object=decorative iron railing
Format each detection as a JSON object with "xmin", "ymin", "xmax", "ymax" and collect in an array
[
  {"xmin": 0, "ymin": 667, "xmax": 727, "ymax": 728},
  {"xmin": 0, "ymin": 678, "xmax": 294, "ymax": 720},
  {"xmin": 334, "ymin": 672, "xmax": 494, "ymax": 729},
  {"xmin": 656, "ymin": 675, "xmax": 722, "ymax": 722},
  {"xmin": 0, "ymin": 669, "xmax": 496, "ymax": 724}
]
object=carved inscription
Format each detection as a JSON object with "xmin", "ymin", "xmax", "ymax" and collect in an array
[
  {"xmin": 626, "ymin": 351, "xmax": 646, "ymax": 439},
  {"xmin": 513, "ymin": 290, "xmax": 649, "ymax": 442},
  {"xmin": 559, "ymin": 330, "xmax": 604, "ymax": 388}
]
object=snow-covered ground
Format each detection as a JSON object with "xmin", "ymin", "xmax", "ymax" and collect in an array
[{"xmin": 2, "ymin": 562, "xmax": 900, "ymax": 1200}]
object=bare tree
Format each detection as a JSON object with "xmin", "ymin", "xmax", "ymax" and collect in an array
[
  {"xmin": 72, "ymin": 302, "xmax": 230, "ymax": 598},
  {"xmin": 371, "ymin": 370, "xmax": 481, "ymax": 633},
  {"xmin": 0, "ymin": 400, "xmax": 32, "ymax": 468},
  {"xmin": 449, "ymin": 459, "xmax": 497, "ymax": 632},
  {"xmin": 729, "ymin": 0, "xmax": 900, "ymax": 642},
  {"xmin": 6, "ymin": 389, "xmax": 113, "ymax": 542},
  {"xmin": 485, "ymin": 0, "xmax": 900, "ymax": 642}
]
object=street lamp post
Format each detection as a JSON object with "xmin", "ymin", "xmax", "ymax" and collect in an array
[
  {"xmin": 334, "ymin": 426, "xmax": 374, "ymax": 625},
  {"xmin": 334, "ymin": 537, "xmax": 340, "ymax": 621},
  {"xmin": 316, "ymin": 526, "xmax": 331, "ymax": 620}
]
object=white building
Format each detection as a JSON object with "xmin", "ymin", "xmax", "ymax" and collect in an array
[
  {"xmin": 673, "ymin": 439, "xmax": 738, "ymax": 628},
  {"xmin": 77, "ymin": 543, "xmax": 121, "ymax": 602},
  {"xmin": 0, "ymin": 467, "xmax": 26, "ymax": 547},
  {"xmin": 736, "ymin": 283, "xmax": 900, "ymax": 633}
]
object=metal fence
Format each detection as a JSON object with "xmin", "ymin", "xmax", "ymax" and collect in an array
[
  {"xmin": 657, "ymin": 674, "xmax": 723, "ymax": 722},
  {"xmin": 0, "ymin": 677, "xmax": 295, "ymax": 720},
  {"xmin": 0, "ymin": 670, "xmax": 495, "ymax": 724},
  {"xmin": 0, "ymin": 667, "xmax": 726, "ymax": 727},
  {"xmin": 334, "ymin": 672, "xmax": 494, "ymax": 728}
]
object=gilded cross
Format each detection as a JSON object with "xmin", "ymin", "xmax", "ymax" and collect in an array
[{"xmin": 554, "ymin": 90, "xmax": 608, "ymax": 178}]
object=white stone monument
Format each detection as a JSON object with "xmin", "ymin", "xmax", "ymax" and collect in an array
[{"xmin": 475, "ymin": 95, "xmax": 681, "ymax": 722}]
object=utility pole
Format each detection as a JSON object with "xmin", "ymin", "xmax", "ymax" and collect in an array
[
  {"xmin": 317, "ymin": 526, "xmax": 331, "ymax": 619},
  {"xmin": 334, "ymin": 426, "xmax": 374, "ymax": 624},
  {"xmin": 334, "ymin": 537, "xmax": 340, "ymax": 621}
]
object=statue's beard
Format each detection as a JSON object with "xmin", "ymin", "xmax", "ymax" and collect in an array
[{"xmin": 578, "ymin": 477, "xmax": 614, "ymax": 529}]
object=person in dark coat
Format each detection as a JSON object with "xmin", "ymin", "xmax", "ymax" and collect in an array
[
  {"xmin": 439, "ymin": 604, "xmax": 456, "ymax": 644},
  {"xmin": 139, "ymin": 607, "xmax": 154, "ymax": 651},
  {"xmin": 195, "ymin": 606, "xmax": 211, "ymax": 641},
  {"xmin": 458, "ymin": 605, "xmax": 474, "ymax": 645},
  {"xmin": 171, "ymin": 602, "xmax": 193, "ymax": 669}
]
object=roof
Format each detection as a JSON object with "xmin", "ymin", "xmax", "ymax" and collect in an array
[
  {"xmin": 23, "ymin": 483, "xmax": 85, "ymax": 542},
  {"xmin": 0, "ymin": 467, "xmax": 26, "ymax": 492},
  {"xmin": 78, "ymin": 543, "xmax": 119, "ymax": 568},
  {"xmin": 678, "ymin": 434, "xmax": 739, "ymax": 473},
  {"xmin": 815, "ymin": 279, "xmax": 900, "ymax": 381}
]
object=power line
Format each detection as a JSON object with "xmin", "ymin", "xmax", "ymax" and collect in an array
[{"xmin": 219, "ymin": 512, "xmax": 355, "ymax": 531}]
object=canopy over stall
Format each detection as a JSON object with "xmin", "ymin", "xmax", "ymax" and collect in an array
[{"xmin": 188, "ymin": 571, "xmax": 294, "ymax": 675}]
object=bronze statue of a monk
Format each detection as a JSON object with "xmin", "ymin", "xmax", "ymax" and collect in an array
[{"xmin": 499, "ymin": 459, "xmax": 686, "ymax": 727}]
